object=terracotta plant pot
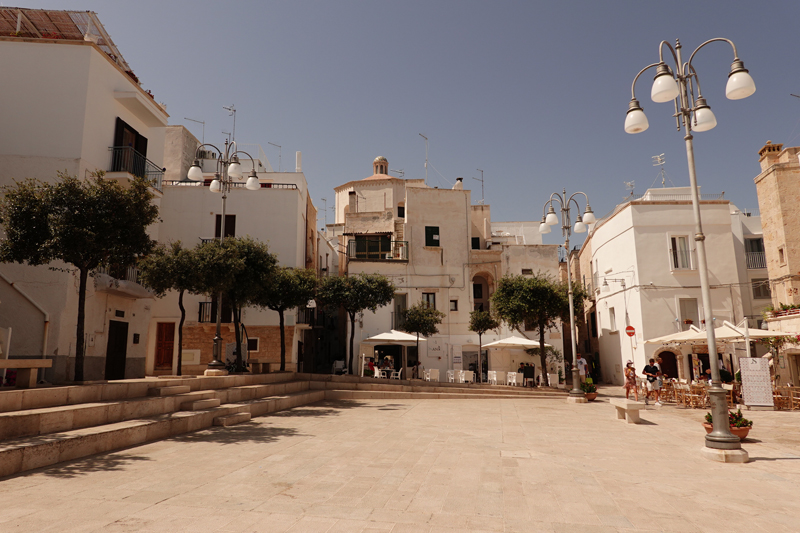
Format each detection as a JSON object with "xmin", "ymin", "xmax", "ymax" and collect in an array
[
  {"xmin": 702, "ymin": 423, "xmax": 750, "ymax": 440},
  {"xmin": 585, "ymin": 392, "xmax": 598, "ymax": 401}
]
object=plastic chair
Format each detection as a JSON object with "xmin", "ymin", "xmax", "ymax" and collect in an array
[
  {"xmin": 390, "ymin": 370, "xmax": 401, "ymax": 380},
  {"xmin": 507, "ymin": 372, "xmax": 517, "ymax": 386},
  {"xmin": 456, "ymin": 370, "xmax": 465, "ymax": 383},
  {"xmin": 447, "ymin": 370, "xmax": 455, "ymax": 382},
  {"xmin": 429, "ymin": 368, "xmax": 440, "ymax": 382},
  {"xmin": 464, "ymin": 370, "xmax": 474, "ymax": 383},
  {"xmin": 374, "ymin": 369, "xmax": 384, "ymax": 379},
  {"xmin": 487, "ymin": 371, "xmax": 497, "ymax": 385},
  {"xmin": 423, "ymin": 369, "xmax": 431, "ymax": 381}
]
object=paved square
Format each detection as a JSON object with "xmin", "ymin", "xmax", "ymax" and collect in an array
[{"xmin": 1, "ymin": 391, "xmax": 799, "ymax": 532}]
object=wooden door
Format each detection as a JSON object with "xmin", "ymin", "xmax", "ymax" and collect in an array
[
  {"xmin": 105, "ymin": 320, "xmax": 129, "ymax": 380},
  {"xmin": 155, "ymin": 322, "xmax": 175, "ymax": 370}
]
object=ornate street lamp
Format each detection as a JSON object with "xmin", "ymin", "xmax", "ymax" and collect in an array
[
  {"xmin": 625, "ymin": 38, "xmax": 755, "ymax": 462},
  {"xmin": 187, "ymin": 140, "xmax": 259, "ymax": 373},
  {"xmin": 539, "ymin": 190, "xmax": 595, "ymax": 402}
]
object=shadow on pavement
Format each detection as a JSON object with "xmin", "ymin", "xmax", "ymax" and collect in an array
[
  {"xmin": 40, "ymin": 453, "xmax": 153, "ymax": 479},
  {"xmin": 175, "ymin": 424, "xmax": 303, "ymax": 445}
]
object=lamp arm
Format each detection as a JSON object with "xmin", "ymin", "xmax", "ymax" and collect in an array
[
  {"xmin": 232, "ymin": 149, "xmax": 258, "ymax": 172},
  {"xmin": 630, "ymin": 62, "xmax": 661, "ymax": 99},
  {"xmin": 193, "ymin": 143, "xmax": 222, "ymax": 159},
  {"xmin": 657, "ymin": 40, "xmax": 680, "ymax": 69},
  {"xmin": 686, "ymin": 37, "xmax": 739, "ymax": 76},
  {"xmin": 567, "ymin": 191, "xmax": 590, "ymax": 208}
]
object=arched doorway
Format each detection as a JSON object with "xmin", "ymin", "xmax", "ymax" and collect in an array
[
  {"xmin": 472, "ymin": 274, "xmax": 491, "ymax": 312},
  {"xmin": 657, "ymin": 351, "xmax": 679, "ymax": 380}
]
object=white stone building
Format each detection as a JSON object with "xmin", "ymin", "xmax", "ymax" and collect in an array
[
  {"xmin": 328, "ymin": 157, "xmax": 564, "ymax": 380},
  {"xmin": 577, "ymin": 187, "xmax": 769, "ymax": 385},
  {"xmin": 0, "ymin": 9, "xmax": 168, "ymax": 381}
]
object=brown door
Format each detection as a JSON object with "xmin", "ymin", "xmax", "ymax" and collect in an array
[
  {"xmin": 105, "ymin": 320, "xmax": 129, "ymax": 380},
  {"xmin": 155, "ymin": 322, "xmax": 175, "ymax": 370}
]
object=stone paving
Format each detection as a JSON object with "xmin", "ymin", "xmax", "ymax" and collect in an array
[{"xmin": 0, "ymin": 386, "xmax": 799, "ymax": 532}]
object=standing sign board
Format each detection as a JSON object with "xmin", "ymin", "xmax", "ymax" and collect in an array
[
  {"xmin": 739, "ymin": 357, "xmax": 774, "ymax": 407},
  {"xmin": 452, "ymin": 345, "xmax": 462, "ymax": 370}
]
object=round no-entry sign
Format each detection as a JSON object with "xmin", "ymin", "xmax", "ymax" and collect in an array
[{"xmin": 625, "ymin": 326, "xmax": 635, "ymax": 337}]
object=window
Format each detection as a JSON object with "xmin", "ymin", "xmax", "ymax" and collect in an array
[
  {"xmin": 422, "ymin": 292, "xmax": 436, "ymax": 309},
  {"xmin": 779, "ymin": 247, "xmax": 786, "ymax": 265},
  {"xmin": 752, "ymin": 278, "xmax": 771, "ymax": 299},
  {"xmin": 609, "ymin": 307, "xmax": 617, "ymax": 332},
  {"xmin": 473, "ymin": 283, "xmax": 483, "ymax": 299},
  {"xmin": 450, "ymin": 300, "xmax": 458, "ymax": 311},
  {"xmin": 590, "ymin": 312, "xmax": 597, "ymax": 338},
  {"xmin": 471, "ymin": 237, "xmax": 480, "ymax": 250},
  {"xmin": 670, "ymin": 236, "xmax": 691, "ymax": 269},
  {"xmin": 398, "ymin": 206, "xmax": 405, "ymax": 218},
  {"xmin": 215, "ymin": 214, "xmax": 236, "ymax": 238},
  {"xmin": 425, "ymin": 226, "xmax": 440, "ymax": 247},
  {"xmin": 247, "ymin": 338, "xmax": 259, "ymax": 352},
  {"xmin": 679, "ymin": 298, "xmax": 699, "ymax": 331},
  {"xmin": 521, "ymin": 268, "xmax": 533, "ymax": 275}
]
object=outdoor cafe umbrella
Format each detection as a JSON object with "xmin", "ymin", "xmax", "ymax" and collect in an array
[
  {"xmin": 482, "ymin": 336, "xmax": 552, "ymax": 381},
  {"xmin": 643, "ymin": 325, "xmax": 702, "ymax": 345},
  {"xmin": 359, "ymin": 330, "xmax": 426, "ymax": 377}
]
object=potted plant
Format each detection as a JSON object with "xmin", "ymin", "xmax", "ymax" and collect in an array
[
  {"xmin": 580, "ymin": 381, "xmax": 597, "ymax": 401},
  {"xmin": 703, "ymin": 409, "xmax": 753, "ymax": 440},
  {"xmin": 684, "ymin": 319, "xmax": 694, "ymax": 325},
  {"xmin": 557, "ymin": 369, "xmax": 565, "ymax": 389}
]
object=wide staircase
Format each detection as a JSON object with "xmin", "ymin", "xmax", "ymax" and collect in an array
[{"xmin": 0, "ymin": 372, "xmax": 567, "ymax": 478}]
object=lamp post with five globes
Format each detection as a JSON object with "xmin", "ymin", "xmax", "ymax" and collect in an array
[
  {"xmin": 539, "ymin": 190, "xmax": 595, "ymax": 400},
  {"xmin": 624, "ymin": 38, "xmax": 756, "ymax": 460},
  {"xmin": 187, "ymin": 140, "xmax": 261, "ymax": 372}
]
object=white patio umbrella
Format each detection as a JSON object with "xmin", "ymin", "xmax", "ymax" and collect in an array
[
  {"xmin": 482, "ymin": 335, "xmax": 552, "ymax": 348},
  {"xmin": 359, "ymin": 330, "xmax": 426, "ymax": 377},
  {"xmin": 644, "ymin": 325, "xmax": 702, "ymax": 345}
]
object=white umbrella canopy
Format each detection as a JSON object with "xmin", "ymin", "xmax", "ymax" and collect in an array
[
  {"xmin": 482, "ymin": 335, "xmax": 552, "ymax": 349},
  {"xmin": 684, "ymin": 325, "xmax": 798, "ymax": 342},
  {"xmin": 644, "ymin": 326, "xmax": 702, "ymax": 345},
  {"xmin": 362, "ymin": 330, "xmax": 426, "ymax": 346}
]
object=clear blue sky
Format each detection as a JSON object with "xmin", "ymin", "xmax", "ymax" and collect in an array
[{"xmin": 26, "ymin": 1, "xmax": 800, "ymax": 244}]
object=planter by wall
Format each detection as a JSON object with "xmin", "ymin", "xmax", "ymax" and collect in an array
[{"xmin": 585, "ymin": 392, "xmax": 598, "ymax": 401}]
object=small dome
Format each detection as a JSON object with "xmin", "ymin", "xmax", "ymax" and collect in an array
[{"xmin": 373, "ymin": 156, "xmax": 387, "ymax": 163}]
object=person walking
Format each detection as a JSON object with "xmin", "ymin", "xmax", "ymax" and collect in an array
[
  {"xmin": 643, "ymin": 358, "xmax": 661, "ymax": 406},
  {"xmin": 576, "ymin": 353, "xmax": 588, "ymax": 384},
  {"xmin": 624, "ymin": 360, "xmax": 638, "ymax": 401}
]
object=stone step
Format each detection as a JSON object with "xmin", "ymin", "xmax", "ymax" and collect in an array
[
  {"xmin": 310, "ymin": 381, "xmax": 566, "ymax": 397},
  {"xmin": 147, "ymin": 385, "xmax": 191, "ymax": 397},
  {"xmin": 181, "ymin": 398, "xmax": 221, "ymax": 411},
  {"xmin": 324, "ymin": 390, "xmax": 567, "ymax": 401},
  {"xmin": 213, "ymin": 412, "xmax": 251, "ymax": 426}
]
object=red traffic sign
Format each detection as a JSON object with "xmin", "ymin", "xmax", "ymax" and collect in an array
[{"xmin": 625, "ymin": 326, "xmax": 636, "ymax": 337}]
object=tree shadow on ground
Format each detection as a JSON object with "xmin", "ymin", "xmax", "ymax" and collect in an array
[
  {"xmin": 174, "ymin": 424, "xmax": 303, "ymax": 445},
  {"xmin": 38, "ymin": 453, "xmax": 153, "ymax": 479},
  {"xmin": 269, "ymin": 399, "xmax": 367, "ymax": 418}
]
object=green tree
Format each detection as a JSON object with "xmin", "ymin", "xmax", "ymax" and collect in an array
[
  {"xmin": 469, "ymin": 310, "xmax": 500, "ymax": 382},
  {"xmin": 401, "ymin": 302, "xmax": 445, "ymax": 377},
  {"xmin": 192, "ymin": 237, "xmax": 278, "ymax": 372},
  {"xmin": 0, "ymin": 173, "xmax": 158, "ymax": 381},
  {"xmin": 137, "ymin": 242, "xmax": 197, "ymax": 375},
  {"xmin": 317, "ymin": 273, "xmax": 395, "ymax": 374},
  {"xmin": 253, "ymin": 268, "xmax": 318, "ymax": 371},
  {"xmin": 490, "ymin": 273, "xmax": 565, "ymax": 380}
]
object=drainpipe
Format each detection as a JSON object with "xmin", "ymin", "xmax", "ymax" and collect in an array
[{"xmin": 0, "ymin": 271, "xmax": 49, "ymax": 358}]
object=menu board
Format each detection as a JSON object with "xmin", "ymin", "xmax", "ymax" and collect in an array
[
  {"xmin": 739, "ymin": 357, "xmax": 774, "ymax": 407},
  {"xmin": 452, "ymin": 345, "xmax": 462, "ymax": 370}
]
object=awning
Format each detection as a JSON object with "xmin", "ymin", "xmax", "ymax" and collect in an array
[
  {"xmin": 644, "ymin": 326, "xmax": 702, "ymax": 345},
  {"xmin": 482, "ymin": 336, "xmax": 551, "ymax": 349}
]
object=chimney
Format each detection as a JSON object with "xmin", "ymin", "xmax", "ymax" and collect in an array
[
  {"xmin": 349, "ymin": 191, "xmax": 357, "ymax": 213},
  {"xmin": 452, "ymin": 177, "xmax": 463, "ymax": 190},
  {"xmin": 296, "ymin": 151, "xmax": 302, "ymax": 172},
  {"xmin": 758, "ymin": 140, "xmax": 783, "ymax": 171}
]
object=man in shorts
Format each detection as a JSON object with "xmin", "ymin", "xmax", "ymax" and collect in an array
[
  {"xmin": 643, "ymin": 358, "xmax": 662, "ymax": 406},
  {"xmin": 576, "ymin": 353, "xmax": 588, "ymax": 384}
]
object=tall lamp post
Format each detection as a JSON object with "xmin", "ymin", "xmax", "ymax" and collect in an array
[
  {"xmin": 187, "ymin": 140, "xmax": 260, "ymax": 373},
  {"xmin": 625, "ymin": 38, "xmax": 755, "ymax": 462},
  {"xmin": 539, "ymin": 190, "xmax": 596, "ymax": 402}
]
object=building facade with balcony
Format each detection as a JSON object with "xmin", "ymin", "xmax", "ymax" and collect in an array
[
  {"xmin": 576, "ymin": 186, "xmax": 768, "ymax": 386},
  {"xmin": 328, "ymin": 157, "xmax": 564, "ymax": 379},
  {"xmin": 146, "ymin": 125, "xmax": 320, "ymax": 376},
  {"xmin": 0, "ymin": 8, "xmax": 168, "ymax": 381}
]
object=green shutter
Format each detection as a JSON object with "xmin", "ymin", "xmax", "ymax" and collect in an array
[{"xmin": 425, "ymin": 226, "xmax": 440, "ymax": 247}]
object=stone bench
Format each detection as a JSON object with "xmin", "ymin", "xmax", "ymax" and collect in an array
[
  {"xmin": 610, "ymin": 398, "xmax": 646, "ymax": 424},
  {"xmin": 0, "ymin": 359, "xmax": 53, "ymax": 389}
]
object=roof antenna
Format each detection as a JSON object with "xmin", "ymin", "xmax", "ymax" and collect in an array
[
  {"xmin": 473, "ymin": 168, "xmax": 485, "ymax": 204},
  {"xmin": 419, "ymin": 133, "xmax": 428, "ymax": 185},
  {"xmin": 223, "ymin": 104, "xmax": 236, "ymax": 142},
  {"xmin": 184, "ymin": 117, "xmax": 205, "ymax": 144},
  {"xmin": 624, "ymin": 180, "xmax": 636, "ymax": 199},
  {"xmin": 652, "ymin": 153, "xmax": 666, "ymax": 187},
  {"xmin": 321, "ymin": 197, "xmax": 328, "ymax": 227},
  {"xmin": 390, "ymin": 168, "xmax": 404, "ymax": 178},
  {"xmin": 268, "ymin": 142, "xmax": 281, "ymax": 172}
]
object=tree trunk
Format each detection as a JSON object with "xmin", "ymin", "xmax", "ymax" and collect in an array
[
  {"xmin": 538, "ymin": 320, "xmax": 547, "ymax": 387},
  {"xmin": 405, "ymin": 335, "xmax": 414, "ymax": 379},
  {"xmin": 233, "ymin": 304, "xmax": 244, "ymax": 371},
  {"xmin": 478, "ymin": 333, "xmax": 482, "ymax": 383},
  {"xmin": 75, "ymin": 267, "xmax": 88, "ymax": 382},
  {"xmin": 279, "ymin": 309, "xmax": 286, "ymax": 372},
  {"xmin": 177, "ymin": 289, "xmax": 185, "ymax": 376},
  {"xmin": 348, "ymin": 312, "xmax": 356, "ymax": 374}
]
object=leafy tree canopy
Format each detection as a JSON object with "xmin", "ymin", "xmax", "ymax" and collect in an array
[
  {"xmin": 469, "ymin": 310, "xmax": 501, "ymax": 337},
  {"xmin": 254, "ymin": 267, "xmax": 317, "ymax": 313},
  {"xmin": 317, "ymin": 273, "xmax": 396, "ymax": 317},
  {"xmin": 138, "ymin": 241, "xmax": 197, "ymax": 297},
  {"xmin": 402, "ymin": 302, "xmax": 445, "ymax": 338}
]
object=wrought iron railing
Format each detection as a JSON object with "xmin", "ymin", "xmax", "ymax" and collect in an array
[
  {"xmin": 108, "ymin": 146, "xmax": 165, "ymax": 191},
  {"xmin": 347, "ymin": 240, "xmax": 408, "ymax": 261},
  {"xmin": 198, "ymin": 301, "xmax": 232, "ymax": 323},
  {"xmin": 746, "ymin": 251, "xmax": 766, "ymax": 269},
  {"xmin": 96, "ymin": 264, "xmax": 139, "ymax": 284},
  {"xmin": 160, "ymin": 181, "xmax": 298, "ymax": 190}
]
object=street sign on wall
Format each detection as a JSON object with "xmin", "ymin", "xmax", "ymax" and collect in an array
[{"xmin": 625, "ymin": 326, "xmax": 635, "ymax": 337}]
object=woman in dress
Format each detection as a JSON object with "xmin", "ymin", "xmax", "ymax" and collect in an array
[{"xmin": 624, "ymin": 360, "xmax": 639, "ymax": 401}]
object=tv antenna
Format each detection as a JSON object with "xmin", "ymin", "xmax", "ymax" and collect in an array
[
  {"xmin": 268, "ymin": 142, "xmax": 282, "ymax": 172},
  {"xmin": 419, "ymin": 133, "xmax": 428, "ymax": 185},
  {"xmin": 390, "ymin": 169, "xmax": 404, "ymax": 178},
  {"xmin": 184, "ymin": 117, "xmax": 205, "ymax": 144},
  {"xmin": 473, "ymin": 168, "xmax": 485, "ymax": 204},
  {"xmin": 624, "ymin": 180, "xmax": 636, "ymax": 198},
  {"xmin": 222, "ymin": 130, "xmax": 231, "ymax": 143},
  {"xmin": 652, "ymin": 153, "xmax": 667, "ymax": 187},
  {"xmin": 321, "ymin": 197, "xmax": 328, "ymax": 227},
  {"xmin": 223, "ymin": 104, "xmax": 236, "ymax": 141}
]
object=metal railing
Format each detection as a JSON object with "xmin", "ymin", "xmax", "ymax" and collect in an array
[
  {"xmin": 160, "ymin": 181, "xmax": 297, "ymax": 190},
  {"xmin": 746, "ymin": 252, "xmax": 766, "ymax": 269},
  {"xmin": 96, "ymin": 264, "xmax": 139, "ymax": 284},
  {"xmin": 198, "ymin": 301, "xmax": 232, "ymax": 323},
  {"xmin": 108, "ymin": 146, "xmax": 165, "ymax": 191},
  {"xmin": 633, "ymin": 192, "xmax": 726, "ymax": 201},
  {"xmin": 347, "ymin": 240, "xmax": 408, "ymax": 261}
]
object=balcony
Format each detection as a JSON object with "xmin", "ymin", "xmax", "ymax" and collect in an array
[
  {"xmin": 94, "ymin": 264, "xmax": 152, "ymax": 299},
  {"xmin": 746, "ymin": 252, "xmax": 766, "ymax": 269},
  {"xmin": 198, "ymin": 301, "xmax": 232, "ymax": 323},
  {"xmin": 108, "ymin": 146, "xmax": 165, "ymax": 191},
  {"xmin": 297, "ymin": 308, "xmax": 314, "ymax": 325},
  {"xmin": 347, "ymin": 240, "xmax": 408, "ymax": 261}
]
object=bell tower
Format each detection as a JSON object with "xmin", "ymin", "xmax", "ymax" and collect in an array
[{"xmin": 373, "ymin": 156, "xmax": 388, "ymax": 176}]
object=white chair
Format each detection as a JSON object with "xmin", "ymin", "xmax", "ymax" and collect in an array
[
  {"xmin": 429, "ymin": 368, "xmax": 440, "ymax": 382},
  {"xmin": 464, "ymin": 370, "xmax": 474, "ymax": 383},
  {"xmin": 447, "ymin": 370, "xmax": 455, "ymax": 382},
  {"xmin": 487, "ymin": 371, "xmax": 497, "ymax": 385},
  {"xmin": 374, "ymin": 369, "xmax": 384, "ymax": 379},
  {"xmin": 390, "ymin": 370, "xmax": 401, "ymax": 380},
  {"xmin": 506, "ymin": 372, "xmax": 517, "ymax": 386},
  {"xmin": 423, "ymin": 369, "xmax": 431, "ymax": 381},
  {"xmin": 456, "ymin": 370, "xmax": 465, "ymax": 383}
]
